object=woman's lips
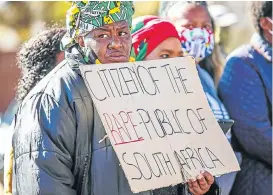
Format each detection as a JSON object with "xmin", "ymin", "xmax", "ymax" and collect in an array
[{"xmin": 107, "ymin": 52, "xmax": 127, "ymax": 62}]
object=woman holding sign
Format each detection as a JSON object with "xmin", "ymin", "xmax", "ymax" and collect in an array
[
  {"xmin": 131, "ymin": 15, "xmax": 216, "ymax": 195},
  {"xmin": 11, "ymin": 2, "xmax": 144, "ymax": 195}
]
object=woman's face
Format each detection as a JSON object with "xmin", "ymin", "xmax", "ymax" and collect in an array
[
  {"xmin": 144, "ymin": 37, "xmax": 183, "ymax": 60},
  {"xmin": 170, "ymin": 4, "xmax": 214, "ymax": 63},
  {"xmin": 78, "ymin": 21, "xmax": 132, "ymax": 64},
  {"xmin": 175, "ymin": 4, "xmax": 212, "ymax": 32}
]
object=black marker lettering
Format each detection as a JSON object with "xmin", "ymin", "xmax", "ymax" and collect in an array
[
  {"xmin": 114, "ymin": 68, "xmax": 129, "ymax": 96},
  {"xmin": 185, "ymin": 147, "xmax": 203, "ymax": 169},
  {"xmin": 134, "ymin": 153, "xmax": 152, "ymax": 180},
  {"xmin": 152, "ymin": 153, "xmax": 165, "ymax": 176},
  {"xmin": 187, "ymin": 109, "xmax": 205, "ymax": 134},
  {"xmin": 161, "ymin": 64, "xmax": 177, "ymax": 93},
  {"xmin": 197, "ymin": 147, "xmax": 214, "ymax": 169},
  {"xmin": 137, "ymin": 65, "xmax": 157, "ymax": 95},
  {"xmin": 108, "ymin": 69, "xmax": 121, "ymax": 97},
  {"xmin": 194, "ymin": 148, "xmax": 205, "ymax": 168},
  {"xmin": 131, "ymin": 65, "xmax": 145, "ymax": 93},
  {"xmin": 112, "ymin": 113, "xmax": 131, "ymax": 141},
  {"xmin": 162, "ymin": 153, "xmax": 176, "ymax": 175},
  {"xmin": 171, "ymin": 109, "xmax": 187, "ymax": 134},
  {"xmin": 196, "ymin": 108, "xmax": 207, "ymax": 131},
  {"xmin": 174, "ymin": 150, "xmax": 191, "ymax": 170},
  {"xmin": 122, "ymin": 152, "xmax": 142, "ymax": 180},
  {"xmin": 206, "ymin": 147, "xmax": 225, "ymax": 167},
  {"xmin": 169, "ymin": 66, "xmax": 181, "ymax": 93},
  {"xmin": 137, "ymin": 109, "xmax": 156, "ymax": 139},
  {"xmin": 119, "ymin": 67, "xmax": 139, "ymax": 95},
  {"xmin": 148, "ymin": 67, "xmax": 160, "ymax": 94},
  {"xmin": 103, "ymin": 113, "xmax": 122, "ymax": 144},
  {"xmin": 97, "ymin": 71, "xmax": 110, "ymax": 97},
  {"xmin": 100, "ymin": 69, "xmax": 115, "ymax": 97},
  {"xmin": 176, "ymin": 67, "xmax": 193, "ymax": 94},
  {"xmin": 180, "ymin": 150, "xmax": 192, "ymax": 170},
  {"xmin": 154, "ymin": 109, "xmax": 168, "ymax": 138},
  {"xmin": 84, "ymin": 71, "xmax": 107, "ymax": 101}
]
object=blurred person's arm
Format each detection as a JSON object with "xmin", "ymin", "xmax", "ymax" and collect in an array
[
  {"xmin": 13, "ymin": 94, "xmax": 77, "ymax": 195},
  {"xmin": 218, "ymin": 56, "xmax": 272, "ymax": 166}
]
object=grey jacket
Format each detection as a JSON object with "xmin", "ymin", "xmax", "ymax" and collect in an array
[{"xmin": 12, "ymin": 59, "xmax": 152, "ymax": 195}]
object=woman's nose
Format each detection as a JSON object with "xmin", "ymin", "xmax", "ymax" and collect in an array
[{"xmin": 108, "ymin": 36, "xmax": 122, "ymax": 49}]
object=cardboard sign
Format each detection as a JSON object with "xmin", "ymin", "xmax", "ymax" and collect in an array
[{"xmin": 79, "ymin": 57, "xmax": 240, "ymax": 193}]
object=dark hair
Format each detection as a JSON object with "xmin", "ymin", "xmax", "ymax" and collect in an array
[
  {"xmin": 250, "ymin": 1, "xmax": 272, "ymax": 36},
  {"xmin": 16, "ymin": 28, "xmax": 66, "ymax": 101}
]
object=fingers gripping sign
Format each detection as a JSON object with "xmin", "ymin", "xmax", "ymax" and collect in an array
[{"xmin": 187, "ymin": 171, "xmax": 214, "ymax": 195}]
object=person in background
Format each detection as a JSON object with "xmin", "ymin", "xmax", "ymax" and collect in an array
[
  {"xmin": 3, "ymin": 27, "xmax": 66, "ymax": 195},
  {"xmin": 159, "ymin": 1, "xmax": 224, "ymax": 87},
  {"xmin": 218, "ymin": 1, "xmax": 272, "ymax": 195},
  {"xmin": 16, "ymin": 27, "xmax": 66, "ymax": 102},
  {"xmin": 160, "ymin": 2, "xmax": 242, "ymax": 195},
  {"xmin": 131, "ymin": 15, "xmax": 183, "ymax": 61},
  {"xmin": 131, "ymin": 15, "xmax": 216, "ymax": 195},
  {"xmin": 160, "ymin": 1, "xmax": 229, "ymax": 125}
]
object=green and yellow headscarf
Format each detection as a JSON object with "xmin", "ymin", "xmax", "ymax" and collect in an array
[{"xmin": 61, "ymin": 1, "xmax": 135, "ymax": 65}]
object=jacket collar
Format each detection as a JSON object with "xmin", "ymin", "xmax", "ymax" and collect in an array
[{"xmin": 251, "ymin": 33, "xmax": 272, "ymax": 62}]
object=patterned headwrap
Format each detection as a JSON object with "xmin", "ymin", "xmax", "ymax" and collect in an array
[
  {"xmin": 131, "ymin": 15, "xmax": 180, "ymax": 61},
  {"xmin": 61, "ymin": 1, "xmax": 135, "ymax": 66}
]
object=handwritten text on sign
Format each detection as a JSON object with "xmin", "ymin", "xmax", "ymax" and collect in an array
[{"xmin": 80, "ymin": 57, "xmax": 240, "ymax": 193}]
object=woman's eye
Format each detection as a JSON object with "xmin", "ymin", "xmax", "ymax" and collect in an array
[
  {"xmin": 160, "ymin": 54, "xmax": 169, "ymax": 59},
  {"xmin": 98, "ymin": 34, "xmax": 109, "ymax": 38},
  {"xmin": 119, "ymin": 32, "xmax": 127, "ymax": 36},
  {"xmin": 204, "ymin": 24, "xmax": 212, "ymax": 30},
  {"xmin": 184, "ymin": 24, "xmax": 194, "ymax": 29}
]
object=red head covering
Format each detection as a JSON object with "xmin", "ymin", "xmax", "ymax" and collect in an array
[{"xmin": 131, "ymin": 15, "xmax": 180, "ymax": 61}]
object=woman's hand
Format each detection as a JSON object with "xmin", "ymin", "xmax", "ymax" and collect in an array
[{"xmin": 187, "ymin": 171, "xmax": 214, "ymax": 195}]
